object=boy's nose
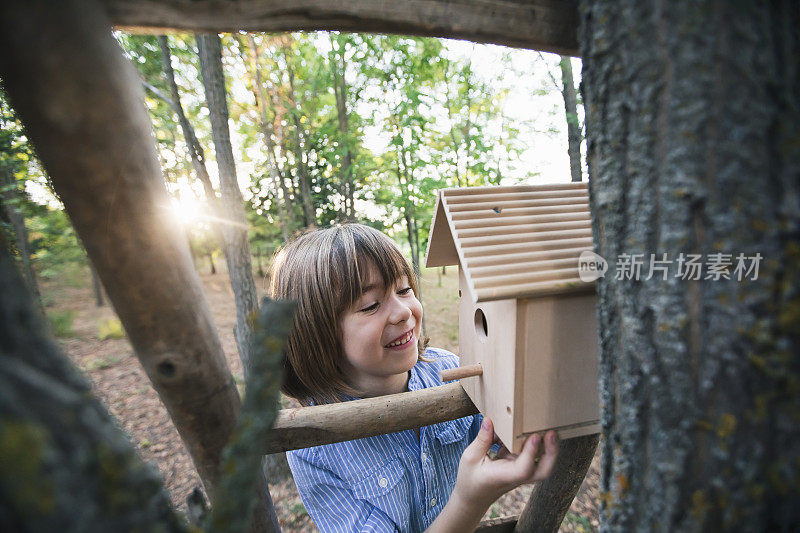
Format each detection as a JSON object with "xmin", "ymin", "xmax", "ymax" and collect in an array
[{"xmin": 388, "ymin": 295, "xmax": 413, "ymax": 324}]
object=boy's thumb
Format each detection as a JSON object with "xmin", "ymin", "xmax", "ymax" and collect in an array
[{"xmin": 464, "ymin": 417, "xmax": 494, "ymax": 461}]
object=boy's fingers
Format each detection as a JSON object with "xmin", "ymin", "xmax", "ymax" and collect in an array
[
  {"xmin": 533, "ymin": 430, "xmax": 559, "ymax": 480},
  {"xmin": 464, "ymin": 417, "xmax": 495, "ymax": 462},
  {"xmin": 512, "ymin": 433, "xmax": 542, "ymax": 479}
]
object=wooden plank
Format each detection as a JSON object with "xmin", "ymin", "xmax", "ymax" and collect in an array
[
  {"xmin": 449, "ymin": 204, "xmax": 589, "ymax": 221},
  {"xmin": 474, "ymin": 277, "xmax": 593, "ymax": 302},
  {"xmin": 453, "ymin": 211, "xmax": 590, "ymax": 229},
  {"xmin": 459, "ymin": 227, "xmax": 591, "ymax": 248},
  {"xmin": 100, "ymin": 0, "xmax": 579, "ymax": 55},
  {"xmin": 467, "ymin": 247, "xmax": 591, "ymax": 270},
  {"xmin": 264, "ymin": 382, "xmax": 479, "ymax": 454},
  {"xmin": 456, "ymin": 219, "xmax": 591, "ymax": 239},
  {"xmin": 445, "ymin": 189, "xmax": 588, "ymax": 205},
  {"xmin": 461, "ymin": 237, "xmax": 594, "ymax": 259},
  {"xmin": 447, "ymin": 197, "xmax": 589, "ymax": 212}
]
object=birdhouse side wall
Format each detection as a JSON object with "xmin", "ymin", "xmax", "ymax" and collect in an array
[
  {"xmin": 517, "ymin": 293, "xmax": 600, "ymax": 441},
  {"xmin": 457, "ymin": 269, "xmax": 518, "ymax": 449}
]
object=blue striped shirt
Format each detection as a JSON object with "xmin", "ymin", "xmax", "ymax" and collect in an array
[{"xmin": 287, "ymin": 348, "xmax": 482, "ymax": 532}]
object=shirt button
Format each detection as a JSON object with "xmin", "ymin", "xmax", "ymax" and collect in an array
[
  {"xmin": 421, "ymin": 452, "xmax": 428, "ymax": 462},
  {"xmin": 378, "ymin": 477, "xmax": 388, "ymax": 488},
  {"xmin": 430, "ymin": 497, "xmax": 437, "ymax": 507}
]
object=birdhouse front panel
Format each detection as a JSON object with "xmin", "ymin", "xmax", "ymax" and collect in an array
[{"xmin": 457, "ymin": 269, "xmax": 519, "ymax": 451}]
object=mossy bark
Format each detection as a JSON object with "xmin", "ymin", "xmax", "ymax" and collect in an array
[
  {"xmin": 580, "ymin": 0, "xmax": 800, "ymax": 530},
  {"xmin": 0, "ymin": 238, "xmax": 185, "ymax": 532}
]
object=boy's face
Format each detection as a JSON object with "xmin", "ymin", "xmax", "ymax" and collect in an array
[{"xmin": 339, "ymin": 263, "xmax": 423, "ymax": 398}]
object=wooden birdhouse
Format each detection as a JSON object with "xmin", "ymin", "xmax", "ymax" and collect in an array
[{"xmin": 425, "ymin": 183, "xmax": 600, "ymax": 453}]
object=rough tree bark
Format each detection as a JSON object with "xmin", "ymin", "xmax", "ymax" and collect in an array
[
  {"xmin": 0, "ymin": 236, "xmax": 185, "ymax": 531},
  {"xmin": 196, "ymin": 32, "xmax": 281, "ymax": 532},
  {"xmin": 581, "ymin": 0, "xmax": 800, "ymax": 530},
  {"xmin": 196, "ymin": 33, "xmax": 260, "ymax": 378},
  {"xmin": 559, "ymin": 55, "xmax": 582, "ymax": 182},
  {"xmin": 284, "ymin": 45, "xmax": 316, "ymax": 227},
  {"xmin": 0, "ymin": 0, "xmax": 242, "ymax": 512}
]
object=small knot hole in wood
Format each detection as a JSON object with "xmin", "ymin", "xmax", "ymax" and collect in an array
[
  {"xmin": 474, "ymin": 308, "xmax": 488, "ymax": 342},
  {"xmin": 157, "ymin": 360, "xmax": 176, "ymax": 378},
  {"xmin": 492, "ymin": 206, "xmax": 502, "ymax": 214}
]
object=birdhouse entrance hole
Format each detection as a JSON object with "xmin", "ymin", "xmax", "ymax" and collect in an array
[{"xmin": 474, "ymin": 308, "xmax": 488, "ymax": 342}]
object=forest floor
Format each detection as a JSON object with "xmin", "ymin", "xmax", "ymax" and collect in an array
[{"xmin": 43, "ymin": 262, "xmax": 600, "ymax": 532}]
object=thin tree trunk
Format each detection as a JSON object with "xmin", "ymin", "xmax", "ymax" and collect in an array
[
  {"xmin": 155, "ymin": 35, "xmax": 227, "ymax": 254},
  {"xmin": 0, "ymin": 0, "xmax": 242, "ymax": 507},
  {"xmin": 581, "ymin": 0, "xmax": 800, "ymax": 530},
  {"xmin": 196, "ymin": 33, "xmax": 280, "ymax": 532},
  {"xmin": 284, "ymin": 48, "xmax": 316, "ymax": 227},
  {"xmin": 240, "ymin": 34, "xmax": 291, "ymax": 242},
  {"xmin": 89, "ymin": 261, "xmax": 105, "ymax": 306},
  {"xmin": 331, "ymin": 39, "xmax": 354, "ymax": 219},
  {"xmin": 559, "ymin": 55, "xmax": 582, "ymax": 182},
  {"xmin": 0, "ymin": 164, "xmax": 41, "ymax": 312},
  {"xmin": 208, "ymin": 251, "xmax": 216, "ymax": 274}
]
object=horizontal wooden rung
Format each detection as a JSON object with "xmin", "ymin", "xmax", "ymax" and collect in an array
[
  {"xmin": 440, "ymin": 363, "xmax": 483, "ymax": 381},
  {"xmin": 263, "ymin": 382, "xmax": 478, "ymax": 454}
]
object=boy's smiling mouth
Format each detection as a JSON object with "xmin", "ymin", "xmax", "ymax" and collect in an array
[{"xmin": 384, "ymin": 330, "xmax": 414, "ymax": 348}]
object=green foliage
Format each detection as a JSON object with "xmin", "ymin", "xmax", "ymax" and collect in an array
[
  {"xmin": 47, "ymin": 310, "xmax": 75, "ymax": 338},
  {"xmin": 97, "ymin": 318, "xmax": 126, "ymax": 340}
]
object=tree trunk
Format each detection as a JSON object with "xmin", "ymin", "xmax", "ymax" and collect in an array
[
  {"xmin": 242, "ymin": 34, "xmax": 291, "ymax": 242},
  {"xmin": 209, "ymin": 251, "xmax": 216, "ymax": 274},
  {"xmin": 0, "ymin": 240, "xmax": 185, "ymax": 531},
  {"xmin": 581, "ymin": 1, "xmax": 800, "ymax": 530},
  {"xmin": 284, "ymin": 48, "xmax": 316, "ymax": 227},
  {"xmin": 331, "ymin": 38, "xmax": 354, "ymax": 220},
  {"xmin": 559, "ymin": 55, "xmax": 582, "ymax": 182},
  {"xmin": 196, "ymin": 33, "xmax": 281, "ymax": 532},
  {"xmin": 0, "ymin": 0, "xmax": 242, "ymax": 508},
  {"xmin": 156, "ymin": 35, "xmax": 227, "ymax": 253},
  {"xmin": 0, "ymin": 164, "xmax": 41, "ymax": 312},
  {"xmin": 89, "ymin": 261, "xmax": 105, "ymax": 306}
]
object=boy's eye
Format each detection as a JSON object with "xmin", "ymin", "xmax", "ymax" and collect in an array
[
  {"xmin": 359, "ymin": 302, "xmax": 379, "ymax": 313},
  {"xmin": 398, "ymin": 287, "xmax": 413, "ymax": 295}
]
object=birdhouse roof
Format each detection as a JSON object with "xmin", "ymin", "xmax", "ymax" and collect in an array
[{"xmin": 425, "ymin": 183, "xmax": 596, "ymax": 303}]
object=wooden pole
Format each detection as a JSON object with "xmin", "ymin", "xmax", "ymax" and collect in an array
[
  {"xmin": 265, "ymin": 382, "xmax": 479, "ymax": 454},
  {"xmin": 440, "ymin": 363, "xmax": 483, "ymax": 382},
  {"xmin": 100, "ymin": 0, "xmax": 580, "ymax": 55},
  {"xmin": 515, "ymin": 433, "xmax": 599, "ymax": 532},
  {"xmin": 0, "ymin": 0, "xmax": 246, "ymax": 515}
]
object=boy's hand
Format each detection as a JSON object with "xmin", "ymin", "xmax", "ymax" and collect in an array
[{"xmin": 452, "ymin": 418, "xmax": 559, "ymax": 509}]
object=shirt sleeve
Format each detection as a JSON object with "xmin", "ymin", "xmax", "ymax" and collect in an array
[{"xmin": 287, "ymin": 447, "xmax": 400, "ymax": 533}]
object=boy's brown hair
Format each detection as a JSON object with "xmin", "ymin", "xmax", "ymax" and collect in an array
[{"xmin": 270, "ymin": 224, "xmax": 428, "ymax": 406}]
